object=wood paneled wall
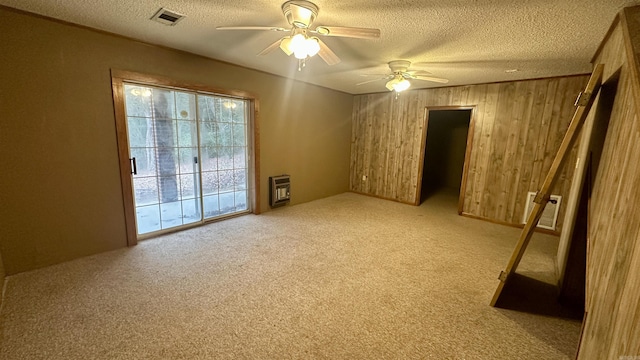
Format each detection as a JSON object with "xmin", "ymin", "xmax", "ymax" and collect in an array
[
  {"xmin": 350, "ymin": 75, "xmax": 589, "ymax": 230},
  {"xmin": 577, "ymin": 6, "xmax": 640, "ymax": 359}
]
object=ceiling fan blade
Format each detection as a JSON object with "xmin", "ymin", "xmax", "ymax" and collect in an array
[
  {"xmin": 406, "ymin": 69, "xmax": 432, "ymax": 76},
  {"xmin": 355, "ymin": 77, "xmax": 389, "ymax": 86},
  {"xmin": 412, "ymin": 75, "xmax": 449, "ymax": 84},
  {"xmin": 216, "ymin": 26, "xmax": 288, "ymax": 32},
  {"xmin": 360, "ymin": 73, "xmax": 392, "ymax": 77},
  {"xmin": 313, "ymin": 26, "xmax": 380, "ymax": 39},
  {"xmin": 257, "ymin": 39, "xmax": 283, "ymax": 56},
  {"xmin": 317, "ymin": 39, "xmax": 341, "ymax": 65}
]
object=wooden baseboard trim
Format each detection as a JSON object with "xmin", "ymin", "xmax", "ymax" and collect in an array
[
  {"xmin": 460, "ymin": 212, "xmax": 561, "ymax": 236},
  {"xmin": 349, "ymin": 191, "xmax": 415, "ymax": 205}
]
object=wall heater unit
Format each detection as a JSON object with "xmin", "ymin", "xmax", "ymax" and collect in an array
[
  {"xmin": 523, "ymin": 192, "xmax": 562, "ymax": 231},
  {"xmin": 269, "ymin": 175, "xmax": 290, "ymax": 207}
]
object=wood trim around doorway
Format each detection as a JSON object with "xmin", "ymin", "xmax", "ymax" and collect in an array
[
  {"xmin": 111, "ymin": 76, "xmax": 138, "ymax": 246},
  {"xmin": 414, "ymin": 105, "xmax": 476, "ymax": 216}
]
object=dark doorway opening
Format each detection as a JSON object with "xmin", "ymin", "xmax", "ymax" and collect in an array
[{"xmin": 420, "ymin": 109, "xmax": 472, "ymax": 204}]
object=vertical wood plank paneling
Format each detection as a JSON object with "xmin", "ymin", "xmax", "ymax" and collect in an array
[
  {"xmin": 577, "ymin": 6, "xmax": 640, "ymax": 359},
  {"xmin": 380, "ymin": 97, "xmax": 393, "ymax": 197},
  {"xmin": 350, "ymin": 74, "xmax": 589, "ymax": 227},
  {"xmin": 462, "ymin": 89, "xmax": 483, "ymax": 213},
  {"xmin": 350, "ymin": 97, "xmax": 362, "ymax": 191},
  {"xmin": 587, "ymin": 70, "xmax": 629, "ymax": 304},
  {"xmin": 478, "ymin": 83, "xmax": 501, "ymax": 219},
  {"xmin": 529, "ymin": 78, "xmax": 559, "ymax": 196},
  {"xmin": 388, "ymin": 97, "xmax": 402, "ymax": 199},
  {"xmin": 543, "ymin": 77, "xmax": 569, "ymax": 187},
  {"xmin": 370, "ymin": 97, "xmax": 382, "ymax": 195},
  {"xmin": 492, "ymin": 82, "xmax": 517, "ymax": 221},
  {"xmin": 580, "ymin": 63, "xmax": 638, "ymax": 359},
  {"xmin": 611, "ymin": 232, "xmax": 640, "ymax": 357},
  {"xmin": 402, "ymin": 92, "xmax": 419, "ymax": 203},
  {"xmin": 587, "ymin": 70, "xmax": 630, "ymax": 307},
  {"xmin": 467, "ymin": 85, "xmax": 489, "ymax": 215},
  {"xmin": 505, "ymin": 81, "xmax": 535, "ymax": 223},
  {"xmin": 408, "ymin": 92, "xmax": 424, "ymax": 201},
  {"xmin": 605, "ymin": 106, "xmax": 640, "ymax": 359},
  {"xmin": 393, "ymin": 96, "xmax": 407, "ymax": 201},
  {"xmin": 355, "ymin": 96, "xmax": 369, "ymax": 193},
  {"xmin": 514, "ymin": 80, "xmax": 547, "ymax": 222},
  {"xmin": 583, "ymin": 75, "xmax": 638, "ymax": 359},
  {"xmin": 363, "ymin": 95, "xmax": 376, "ymax": 194}
]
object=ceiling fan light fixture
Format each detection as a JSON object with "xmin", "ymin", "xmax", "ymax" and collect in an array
[
  {"xmin": 385, "ymin": 76, "xmax": 410, "ymax": 92},
  {"xmin": 279, "ymin": 36, "xmax": 294, "ymax": 55},
  {"xmin": 291, "ymin": 33, "xmax": 308, "ymax": 58},
  {"xmin": 394, "ymin": 79, "xmax": 411, "ymax": 92},
  {"xmin": 291, "ymin": 33, "xmax": 306, "ymax": 47},
  {"xmin": 305, "ymin": 37, "xmax": 320, "ymax": 57},
  {"xmin": 289, "ymin": 33, "xmax": 320, "ymax": 59},
  {"xmin": 217, "ymin": 0, "xmax": 380, "ymax": 68}
]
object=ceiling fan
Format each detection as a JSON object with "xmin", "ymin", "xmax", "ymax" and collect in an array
[
  {"xmin": 357, "ymin": 60, "xmax": 449, "ymax": 92},
  {"xmin": 216, "ymin": 0, "xmax": 380, "ymax": 69}
]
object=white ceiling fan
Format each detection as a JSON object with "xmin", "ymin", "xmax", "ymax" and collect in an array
[
  {"xmin": 216, "ymin": 0, "xmax": 380, "ymax": 69},
  {"xmin": 357, "ymin": 60, "xmax": 449, "ymax": 92}
]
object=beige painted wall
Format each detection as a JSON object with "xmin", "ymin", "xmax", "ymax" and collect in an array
[{"xmin": 0, "ymin": 7, "xmax": 353, "ymax": 275}]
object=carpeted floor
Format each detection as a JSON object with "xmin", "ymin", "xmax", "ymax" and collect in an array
[{"xmin": 0, "ymin": 191, "xmax": 582, "ymax": 359}]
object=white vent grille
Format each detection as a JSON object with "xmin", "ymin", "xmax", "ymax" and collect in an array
[
  {"xmin": 523, "ymin": 192, "xmax": 562, "ymax": 231},
  {"xmin": 150, "ymin": 8, "xmax": 185, "ymax": 26}
]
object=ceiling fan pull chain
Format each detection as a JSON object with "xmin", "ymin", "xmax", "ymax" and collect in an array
[{"xmin": 297, "ymin": 58, "xmax": 307, "ymax": 71}]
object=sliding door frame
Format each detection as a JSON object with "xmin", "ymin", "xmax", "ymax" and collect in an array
[{"xmin": 111, "ymin": 69, "xmax": 260, "ymax": 246}]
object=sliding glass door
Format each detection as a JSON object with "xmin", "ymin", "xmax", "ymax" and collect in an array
[
  {"xmin": 197, "ymin": 95, "xmax": 249, "ymax": 219},
  {"xmin": 123, "ymin": 83, "xmax": 250, "ymax": 237}
]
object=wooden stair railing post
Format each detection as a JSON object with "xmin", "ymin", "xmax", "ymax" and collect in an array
[{"xmin": 490, "ymin": 64, "xmax": 604, "ymax": 307}]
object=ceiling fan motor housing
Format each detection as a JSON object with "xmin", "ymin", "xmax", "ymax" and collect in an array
[
  {"xmin": 388, "ymin": 60, "xmax": 411, "ymax": 73},
  {"xmin": 282, "ymin": 0, "xmax": 318, "ymax": 28}
]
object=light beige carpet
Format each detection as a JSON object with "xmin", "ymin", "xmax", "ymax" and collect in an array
[{"xmin": 0, "ymin": 191, "xmax": 581, "ymax": 359}]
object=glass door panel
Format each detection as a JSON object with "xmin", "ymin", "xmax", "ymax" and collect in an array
[
  {"xmin": 123, "ymin": 84, "xmax": 250, "ymax": 237},
  {"xmin": 197, "ymin": 96, "xmax": 249, "ymax": 219},
  {"xmin": 124, "ymin": 84, "xmax": 201, "ymax": 236}
]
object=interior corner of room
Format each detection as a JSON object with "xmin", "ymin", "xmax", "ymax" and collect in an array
[{"xmin": 1, "ymin": 1, "xmax": 639, "ymax": 359}]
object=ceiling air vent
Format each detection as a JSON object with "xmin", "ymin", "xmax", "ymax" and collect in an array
[
  {"xmin": 151, "ymin": 8, "xmax": 185, "ymax": 26},
  {"xmin": 523, "ymin": 192, "xmax": 562, "ymax": 231}
]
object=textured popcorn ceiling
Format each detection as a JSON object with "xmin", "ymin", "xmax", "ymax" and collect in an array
[{"xmin": 1, "ymin": 0, "xmax": 636, "ymax": 94}]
